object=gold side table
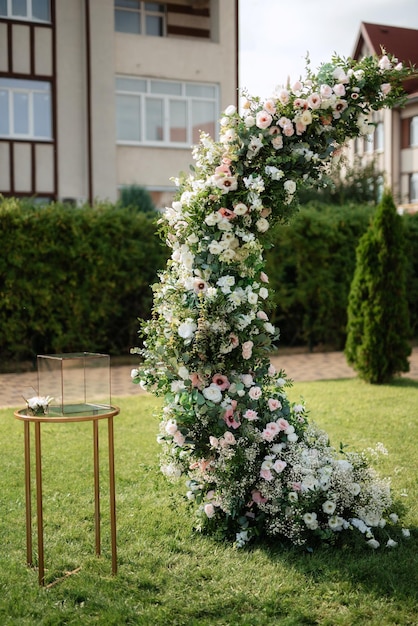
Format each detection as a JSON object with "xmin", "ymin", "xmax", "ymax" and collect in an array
[{"xmin": 14, "ymin": 405, "xmax": 120, "ymax": 586}]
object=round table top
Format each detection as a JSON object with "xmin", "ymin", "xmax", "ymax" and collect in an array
[{"xmin": 14, "ymin": 405, "xmax": 120, "ymax": 423}]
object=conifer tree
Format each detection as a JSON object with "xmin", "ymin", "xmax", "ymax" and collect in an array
[{"xmin": 345, "ymin": 190, "xmax": 411, "ymax": 383}]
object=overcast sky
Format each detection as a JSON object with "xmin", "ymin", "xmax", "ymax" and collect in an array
[{"xmin": 238, "ymin": 0, "xmax": 418, "ymax": 100}]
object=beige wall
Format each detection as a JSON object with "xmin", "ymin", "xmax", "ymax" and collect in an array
[
  {"xmin": 114, "ymin": 0, "xmax": 238, "ymax": 199},
  {"xmin": 55, "ymin": 0, "xmax": 89, "ymax": 202}
]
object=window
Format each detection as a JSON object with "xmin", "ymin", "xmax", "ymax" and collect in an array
[
  {"xmin": 0, "ymin": 78, "xmax": 52, "ymax": 139},
  {"xmin": 375, "ymin": 121, "xmax": 384, "ymax": 152},
  {"xmin": 0, "ymin": 0, "xmax": 50, "ymax": 22},
  {"xmin": 115, "ymin": 1, "xmax": 165, "ymax": 36},
  {"xmin": 364, "ymin": 133, "xmax": 374, "ymax": 153},
  {"xmin": 411, "ymin": 116, "xmax": 418, "ymax": 147},
  {"xmin": 116, "ymin": 77, "xmax": 219, "ymax": 146},
  {"xmin": 411, "ymin": 173, "xmax": 418, "ymax": 203}
]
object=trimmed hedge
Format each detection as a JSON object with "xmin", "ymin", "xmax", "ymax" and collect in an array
[
  {"xmin": 0, "ymin": 198, "xmax": 168, "ymax": 365},
  {"xmin": 1, "ymin": 198, "xmax": 417, "ymax": 367},
  {"xmin": 266, "ymin": 203, "xmax": 418, "ymax": 350}
]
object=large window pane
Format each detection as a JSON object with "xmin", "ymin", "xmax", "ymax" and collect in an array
[
  {"xmin": 411, "ymin": 173, "xmax": 418, "ymax": 202},
  {"xmin": 170, "ymin": 100, "xmax": 187, "ymax": 143},
  {"xmin": 12, "ymin": 0, "xmax": 27, "ymax": 17},
  {"xmin": 117, "ymin": 94, "xmax": 141, "ymax": 141},
  {"xmin": 13, "ymin": 91, "xmax": 29, "ymax": 134},
  {"xmin": 146, "ymin": 15, "xmax": 163, "ymax": 36},
  {"xmin": 0, "ymin": 0, "xmax": 7, "ymax": 16},
  {"xmin": 116, "ymin": 0, "xmax": 139, "ymax": 7},
  {"xmin": 151, "ymin": 81, "xmax": 181, "ymax": 95},
  {"xmin": 145, "ymin": 98, "xmax": 163, "ymax": 141},
  {"xmin": 192, "ymin": 100, "xmax": 216, "ymax": 143},
  {"xmin": 186, "ymin": 84, "xmax": 217, "ymax": 98},
  {"xmin": 33, "ymin": 0, "xmax": 50, "ymax": 21},
  {"xmin": 0, "ymin": 91, "xmax": 9, "ymax": 135},
  {"xmin": 115, "ymin": 9, "xmax": 140, "ymax": 33},
  {"xmin": 411, "ymin": 116, "xmax": 418, "ymax": 147},
  {"xmin": 33, "ymin": 91, "xmax": 51, "ymax": 137},
  {"xmin": 116, "ymin": 77, "xmax": 146, "ymax": 92}
]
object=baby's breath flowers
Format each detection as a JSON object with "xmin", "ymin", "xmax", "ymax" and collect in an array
[{"xmin": 133, "ymin": 51, "xmax": 415, "ymax": 549}]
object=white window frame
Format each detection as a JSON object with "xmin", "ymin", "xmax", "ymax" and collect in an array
[
  {"xmin": 410, "ymin": 116, "xmax": 418, "ymax": 147},
  {"xmin": 114, "ymin": 1, "xmax": 166, "ymax": 37},
  {"xmin": 116, "ymin": 76, "xmax": 219, "ymax": 148},
  {"xmin": 0, "ymin": 0, "xmax": 50, "ymax": 23},
  {"xmin": 0, "ymin": 78, "xmax": 52, "ymax": 140}
]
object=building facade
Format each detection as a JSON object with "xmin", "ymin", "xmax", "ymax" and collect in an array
[
  {"xmin": 348, "ymin": 22, "xmax": 418, "ymax": 210},
  {"xmin": 0, "ymin": 0, "xmax": 239, "ymax": 207}
]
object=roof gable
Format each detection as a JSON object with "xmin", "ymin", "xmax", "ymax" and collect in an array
[{"xmin": 353, "ymin": 22, "xmax": 418, "ymax": 95}]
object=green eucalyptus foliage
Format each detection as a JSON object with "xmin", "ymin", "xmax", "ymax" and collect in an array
[{"xmin": 345, "ymin": 191, "xmax": 411, "ymax": 383}]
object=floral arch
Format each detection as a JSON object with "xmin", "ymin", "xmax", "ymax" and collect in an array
[{"xmin": 132, "ymin": 53, "xmax": 414, "ymax": 549}]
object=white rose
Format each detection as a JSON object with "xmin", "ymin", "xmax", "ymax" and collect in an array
[
  {"xmin": 284, "ymin": 179, "xmax": 296, "ymax": 194},
  {"xmin": 224, "ymin": 104, "xmax": 236, "ymax": 116},
  {"xmin": 202, "ymin": 384, "xmax": 223, "ymax": 403},
  {"xmin": 178, "ymin": 320, "xmax": 197, "ymax": 339},
  {"xmin": 256, "ymin": 218, "xmax": 269, "ymax": 232}
]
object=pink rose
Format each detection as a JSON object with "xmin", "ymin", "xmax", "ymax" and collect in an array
[
  {"xmin": 263, "ymin": 99, "xmax": 276, "ymax": 115},
  {"xmin": 260, "ymin": 468, "xmax": 274, "ymax": 481},
  {"xmin": 278, "ymin": 89, "xmax": 290, "ymax": 105},
  {"xmin": 320, "ymin": 84, "xmax": 333, "ymax": 99},
  {"xmin": 223, "ymin": 431, "xmax": 236, "ymax": 445},
  {"xmin": 272, "ymin": 136, "xmax": 283, "ymax": 150},
  {"xmin": 248, "ymin": 386, "xmax": 262, "ymax": 400},
  {"xmin": 173, "ymin": 431, "xmax": 185, "ymax": 446},
  {"xmin": 209, "ymin": 436, "xmax": 219, "ymax": 448},
  {"xmin": 282, "ymin": 123, "xmax": 294, "ymax": 137},
  {"xmin": 295, "ymin": 119, "xmax": 306, "ymax": 136},
  {"xmin": 256, "ymin": 110, "xmax": 273, "ymax": 129},
  {"xmin": 260, "ymin": 271, "xmax": 269, "ymax": 283},
  {"xmin": 257, "ymin": 310, "xmax": 268, "ymax": 320},
  {"xmin": 277, "ymin": 418, "xmax": 290, "ymax": 431},
  {"xmin": 204, "ymin": 503, "xmax": 215, "ymax": 518},
  {"xmin": 252, "ymin": 489, "xmax": 268, "ymax": 504},
  {"xmin": 293, "ymin": 97, "xmax": 308, "ymax": 109},
  {"xmin": 268, "ymin": 364, "xmax": 276, "ymax": 376},
  {"xmin": 242, "ymin": 340, "xmax": 254, "ymax": 360},
  {"xmin": 273, "ymin": 459, "xmax": 287, "ymax": 473},
  {"xmin": 244, "ymin": 409, "xmax": 258, "ymax": 421},
  {"xmin": 190, "ymin": 372, "xmax": 204, "ymax": 389},
  {"xmin": 333, "ymin": 83, "xmax": 346, "ymax": 97},
  {"xmin": 381, "ymin": 83, "xmax": 391, "ymax": 96},
  {"xmin": 268, "ymin": 398, "xmax": 282, "ymax": 411}
]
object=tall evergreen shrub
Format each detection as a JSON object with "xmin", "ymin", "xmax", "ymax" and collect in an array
[{"xmin": 345, "ymin": 191, "xmax": 411, "ymax": 383}]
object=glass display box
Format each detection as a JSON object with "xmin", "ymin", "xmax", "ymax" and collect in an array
[{"xmin": 37, "ymin": 352, "xmax": 111, "ymax": 415}]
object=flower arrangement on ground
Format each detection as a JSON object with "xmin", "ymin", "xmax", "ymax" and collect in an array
[{"xmin": 132, "ymin": 52, "xmax": 415, "ymax": 549}]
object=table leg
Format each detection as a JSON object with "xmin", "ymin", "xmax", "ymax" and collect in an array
[
  {"xmin": 108, "ymin": 417, "xmax": 117, "ymax": 575},
  {"xmin": 34, "ymin": 422, "xmax": 44, "ymax": 585},
  {"xmin": 23, "ymin": 421, "xmax": 33, "ymax": 566},
  {"xmin": 93, "ymin": 420, "xmax": 101, "ymax": 556}
]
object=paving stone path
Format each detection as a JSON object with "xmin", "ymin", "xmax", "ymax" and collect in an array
[{"xmin": 1, "ymin": 347, "xmax": 417, "ymax": 409}]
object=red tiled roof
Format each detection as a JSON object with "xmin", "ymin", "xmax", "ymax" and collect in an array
[{"xmin": 352, "ymin": 22, "xmax": 418, "ymax": 95}]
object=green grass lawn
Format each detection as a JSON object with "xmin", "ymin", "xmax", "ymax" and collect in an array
[{"xmin": 1, "ymin": 378, "xmax": 417, "ymax": 625}]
